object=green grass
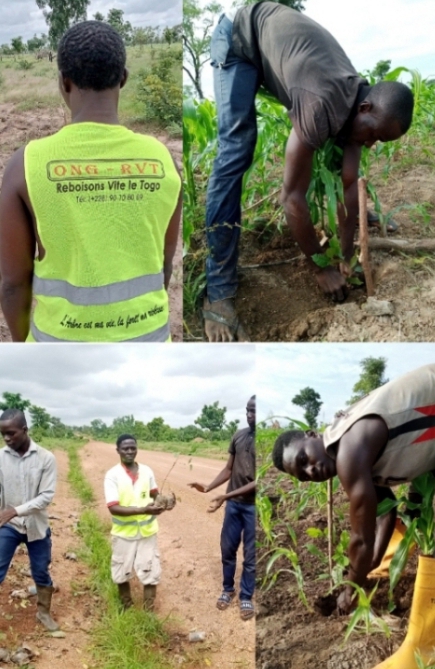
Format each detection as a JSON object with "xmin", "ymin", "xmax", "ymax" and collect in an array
[
  {"xmin": 0, "ymin": 44, "xmax": 182, "ymax": 132},
  {"xmin": 137, "ymin": 438, "xmax": 228, "ymax": 459},
  {"xmin": 65, "ymin": 442, "xmax": 173, "ymax": 669}
]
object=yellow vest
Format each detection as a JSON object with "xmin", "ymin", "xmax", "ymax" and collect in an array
[
  {"xmin": 24, "ymin": 123, "xmax": 181, "ymax": 342},
  {"xmin": 111, "ymin": 466, "xmax": 158, "ymax": 539}
]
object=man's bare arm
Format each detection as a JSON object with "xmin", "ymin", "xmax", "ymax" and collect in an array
[
  {"xmin": 164, "ymin": 160, "xmax": 182, "ymax": 290},
  {"xmin": 188, "ymin": 455, "xmax": 234, "ymax": 493},
  {"xmin": 336, "ymin": 416, "xmax": 390, "ymax": 587},
  {"xmin": 0, "ymin": 147, "xmax": 35, "ymax": 341},
  {"xmin": 282, "ymin": 129, "xmax": 348, "ymax": 301}
]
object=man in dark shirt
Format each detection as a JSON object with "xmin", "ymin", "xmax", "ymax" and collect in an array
[
  {"xmin": 203, "ymin": 2, "xmax": 414, "ymax": 341},
  {"xmin": 188, "ymin": 396, "xmax": 256, "ymax": 619}
]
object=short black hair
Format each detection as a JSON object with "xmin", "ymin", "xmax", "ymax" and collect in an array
[
  {"xmin": 58, "ymin": 20, "xmax": 126, "ymax": 91},
  {"xmin": 116, "ymin": 434, "xmax": 136, "ymax": 448},
  {"xmin": 272, "ymin": 430, "xmax": 304, "ymax": 472},
  {"xmin": 0, "ymin": 409, "xmax": 27, "ymax": 428},
  {"xmin": 368, "ymin": 81, "xmax": 414, "ymax": 134}
]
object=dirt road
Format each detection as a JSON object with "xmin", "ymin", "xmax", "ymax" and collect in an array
[{"xmin": 81, "ymin": 441, "xmax": 255, "ymax": 669}]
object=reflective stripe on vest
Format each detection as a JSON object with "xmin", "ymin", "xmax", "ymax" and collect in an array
[
  {"xmin": 112, "ymin": 517, "xmax": 155, "ymax": 527},
  {"xmin": 33, "ymin": 272, "xmax": 164, "ymax": 306},
  {"xmin": 30, "ymin": 320, "xmax": 170, "ymax": 343}
]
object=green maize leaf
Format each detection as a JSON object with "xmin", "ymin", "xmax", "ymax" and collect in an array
[
  {"xmin": 305, "ymin": 544, "xmax": 326, "ymax": 560},
  {"xmin": 343, "ymin": 607, "xmax": 365, "ymax": 643},
  {"xmin": 376, "ymin": 497, "xmax": 400, "ymax": 516},
  {"xmin": 384, "ymin": 66, "xmax": 410, "ymax": 81},
  {"xmin": 319, "ymin": 166, "xmax": 338, "ymax": 234},
  {"xmin": 389, "ymin": 519, "xmax": 418, "ymax": 593},
  {"xmin": 312, "ymin": 253, "xmax": 330, "ymax": 268},
  {"xmin": 306, "ymin": 527, "xmax": 324, "ymax": 538}
]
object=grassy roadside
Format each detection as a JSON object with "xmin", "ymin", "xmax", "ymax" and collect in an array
[
  {"xmin": 62, "ymin": 441, "xmax": 173, "ymax": 669},
  {"xmin": 136, "ymin": 438, "xmax": 228, "ymax": 459}
]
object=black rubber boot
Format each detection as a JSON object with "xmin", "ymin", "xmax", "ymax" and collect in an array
[
  {"xmin": 143, "ymin": 584, "xmax": 156, "ymax": 611},
  {"xmin": 118, "ymin": 582, "xmax": 133, "ymax": 610},
  {"xmin": 35, "ymin": 585, "xmax": 60, "ymax": 631}
]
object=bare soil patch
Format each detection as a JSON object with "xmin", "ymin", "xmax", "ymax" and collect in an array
[
  {"xmin": 0, "ymin": 450, "xmax": 95, "ymax": 669},
  {"xmin": 187, "ymin": 162, "xmax": 435, "ymax": 342},
  {"xmin": 80, "ymin": 441, "xmax": 255, "ymax": 669},
  {"xmin": 0, "ymin": 103, "xmax": 182, "ymax": 342}
]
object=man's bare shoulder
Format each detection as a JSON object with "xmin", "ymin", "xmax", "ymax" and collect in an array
[{"xmin": 2, "ymin": 146, "xmax": 26, "ymax": 192}]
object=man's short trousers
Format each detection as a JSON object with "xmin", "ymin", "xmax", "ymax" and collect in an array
[{"xmin": 111, "ymin": 533, "xmax": 161, "ymax": 585}]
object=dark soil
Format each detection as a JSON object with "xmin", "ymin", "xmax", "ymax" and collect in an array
[{"xmin": 256, "ymin": 459, "xmax": 418, "ymax": 669}]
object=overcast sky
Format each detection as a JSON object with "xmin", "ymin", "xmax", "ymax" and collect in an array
[
  {"xmin": 257, "ymin": 343, "xmax": 435, "ymax": 427},
  {"xmin": 198, "ymin": 0, "xmax": 435, "ymax": 98},
  {"xmin": 0, "ymin": 0, "xmax": 182, "ymax": 45},
  {"xmin": 0, "ymin": 344, "xmax": 255, "ymax": 429}
]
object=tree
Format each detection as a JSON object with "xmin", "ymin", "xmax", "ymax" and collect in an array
[
  {"xmin": 347, "ymin": 357, "xmax": 388, "ymax": 405},
  {"xmin": 0, "ymin": 392, "xmax": 31, "ymax": 412},
  {"xmin": 145, "ymin": 417, "xmax": 171, "ymax": 441},
  {"xmin": 183, "ymin": 0, "xmax": 222, "ymax": 99},
  {"xmin": 194, "ymin": 401, "xmax": 226, "ymax": 432},
  {"xmin": 27, "ymin": 33, "xmax": 48, "ymax": 52},
  {"xmin": 292, "ymin": 387, "xmax": 323, "ymax": 429},
  {"xmin": 35, "ymin": 0, "xmax": 90, "ymax": 48},
  {"xmin": 112, "ymin": 415, "xmax": 136, "ymax": 435},
  {"xmin": 371, "ymin": 59, "xmax": 392, "ymax": 82},
  {"xmin": 29, "ymin": 405, "xmax": 51, "ymax": 431},
  {"xmin": 93, "ymin": 11, "xmax": 104, "ymax": 21},
  {"xmin": 106, "ymin": 8, "xmax": 132, "ymax": 43},
  {"xmin": 90, "ymin": 418, "xmax": 108, "ymax": 437},
  {"xmin": 11, "ymin": 37, "xmax": 25, "ymax": 54}
]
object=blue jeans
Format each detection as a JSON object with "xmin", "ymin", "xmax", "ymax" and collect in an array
[
  {"xmin": 0, "ymin": 525, "xmax": 52, "ymax": 586},
  {"xmin": 220, "ymin": 500, "xmax": 255, "ymax": 600},
  {"xmin": 206, "ymin": 15, "xmax": 261, "ymax": 302}
]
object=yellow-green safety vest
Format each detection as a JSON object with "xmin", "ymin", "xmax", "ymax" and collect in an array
[
  {"xmin": 24, "ymin": 123, "xmax": 181, "ymax": 342},
  {"xmin": 111, "ymin": 467, "xmax": 158, "ymax": 539}
]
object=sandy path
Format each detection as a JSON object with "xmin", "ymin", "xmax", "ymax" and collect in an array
[
  {"xmin": 0, "ymin": 450, "xmax": 95, "ymax": 669},
  {"xmin": 81, "ymin": 441, "xmax": 255, "ymax": 669}
]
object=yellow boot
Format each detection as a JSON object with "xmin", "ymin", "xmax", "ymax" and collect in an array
[
  {"xmin": 368, "ymin": 519, "xmax": 413, "ymax": 579},
  {"xmin": 372, "ymin": 556, "xmax": 435, "ymax": 668}
]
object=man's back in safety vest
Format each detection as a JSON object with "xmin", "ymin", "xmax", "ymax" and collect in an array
[{"xmin": 24, "ymin": 122, "xmax": 181, "ymax": 342}]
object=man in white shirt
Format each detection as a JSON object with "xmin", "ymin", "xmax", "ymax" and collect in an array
[{"xmin": 0, "ymin": 408, "xmax": 58, "ymax": 631}]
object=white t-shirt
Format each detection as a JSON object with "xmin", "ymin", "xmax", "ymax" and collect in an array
[{"xmin": 324, "ymin": 364, "xmax": 435, "ymax": 486}]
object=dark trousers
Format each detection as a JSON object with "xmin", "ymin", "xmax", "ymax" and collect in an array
[
  {"xmin": 0, "ymin": 524, "xmax": 52, "ymax": 586},
  {"xmin": 220, "ymin": 499, "xmax": 255, "ymax": 600},
  {"xmin": 206, "ymin": 15, "xmax": 261, "ymax": 302}
]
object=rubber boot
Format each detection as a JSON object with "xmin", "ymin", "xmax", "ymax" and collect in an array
[
  {"xmin": 143, "ymin": 584, "xmax": 156, "ymax": 611},
  {"xmin": 35, "ymin": 585, "xmax": 60, "ymax": 631},
  {"xmin": 118, "ymin": 582, "xmax": 133, "ymax": 610},
  {"xmin": 372, "ymin": 556, "xmax": 435, "ymax": 668},
  {"xmin": 368, "ymin": 519, "xmax": 413, "ymax": 578}
]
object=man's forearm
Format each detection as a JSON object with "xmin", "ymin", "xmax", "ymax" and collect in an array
[
  {"xmin": 108, "ymin": 504, "xmax": 160, "ymax": 516},
  {"xmin": 222, "ymin": 481, "xmax": 255, "ymax": 501},
  {"xmin": 204, "ymin": 468, "xmax": 232, "ymax": 493},
  {"xmin": 0, "ymin": 282, "xmax": 32, "ymax": 342},
  {"xmin": 348, "ymin": 534, "xmax": 375, "ymax": 586},
  {"xmin": 282, "ymin": 191, "xmax": 324, "ymax": 267}
]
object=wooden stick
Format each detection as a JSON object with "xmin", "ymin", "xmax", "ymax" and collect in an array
[
  {"xmin": 327, "ymin": 478, "xmax": 334, "ymax": 589},
  {"xmin": 356, "ymin": 238, "xmax": 435, "ymax": 253},
  {"xmin": 358, "ymin": 177, "xmax": 375, "ymax": 296}
]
